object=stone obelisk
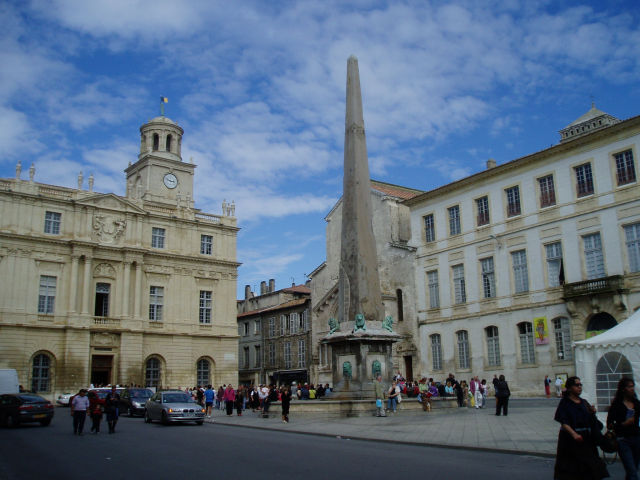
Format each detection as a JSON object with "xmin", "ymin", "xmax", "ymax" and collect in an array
[{"xmin": 338, "ymin": 55, "xmax": 385, "ymax": 327}]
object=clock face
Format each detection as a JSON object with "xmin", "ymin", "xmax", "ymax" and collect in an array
[{"xmin": 163, "ymin": 173, "xmax": 178, "ymax": 189}]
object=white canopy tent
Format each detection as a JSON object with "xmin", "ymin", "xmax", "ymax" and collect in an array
[{"xmin": 574, "ymin": 309, "xmax": 640, "ymax": 416}]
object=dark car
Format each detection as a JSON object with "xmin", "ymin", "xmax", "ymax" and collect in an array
[
  {"xmin": 0, "ymin": 393, "xmax": 55, "ymax": 427},
  {"xmin": 120, "ymin": 388, "xmax": 154, "ymax": 417}
]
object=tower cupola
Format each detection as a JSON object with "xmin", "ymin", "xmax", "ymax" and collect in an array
[{"xmin": 139, "ymin": 116, "xmax": 184, "ymax": 162}]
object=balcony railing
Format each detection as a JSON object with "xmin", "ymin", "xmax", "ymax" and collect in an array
[
  {"xmin": 92, "ymin": 316, "xmax": 121, "ymax": 327},
  {"xmin": 563, "ymin": 275, "xmax": 626, "ymax": 299}
]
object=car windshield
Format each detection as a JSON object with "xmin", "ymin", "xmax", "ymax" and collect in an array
[
  {"xmin": 131, "ymin": 390, "xmax": 153, "ymax": 399},
  {"xmin": 18, "ymin": 394, "xmax": 46, "ymax": 402},
  {"xmin": 162, "ymin": 393, "xmax": 192, "ymax": 403}
]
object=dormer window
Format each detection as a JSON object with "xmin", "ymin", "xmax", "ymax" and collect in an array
[
  {"xmin": 166, "ymin": 134, "xmax": 172, "ymax": 152},
  {"xmin": 153, "ymin": 133, "xmax": 159, "ymax": 151}
]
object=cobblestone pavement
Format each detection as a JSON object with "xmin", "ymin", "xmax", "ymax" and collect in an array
[{"xmin": 207, "ymin": 397, "xmax": 561, "ymax": 457}]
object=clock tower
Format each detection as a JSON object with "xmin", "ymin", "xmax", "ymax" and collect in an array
[{"xmin": 125, "ymin": 115, "xmax": 195, "ymax": 207}]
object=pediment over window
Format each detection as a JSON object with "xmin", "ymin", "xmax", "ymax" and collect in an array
[{"xmin": 76, "ymin": 193, "xmax": 146, "ymax": 214}]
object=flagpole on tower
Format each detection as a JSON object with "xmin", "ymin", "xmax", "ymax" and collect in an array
[{"xmin": 160, "ymin": 96, "xmax": 168, "ymax": 116}]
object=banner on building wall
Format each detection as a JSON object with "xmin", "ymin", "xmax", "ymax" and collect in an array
[{"xmin": 534, "ymin": 317, "xmax": 549, "ymax": 345}]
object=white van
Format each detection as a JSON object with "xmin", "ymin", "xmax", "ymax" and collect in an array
[{"xmin": 0, "ymin": 369, "xmax": 19, "ymax": 394}]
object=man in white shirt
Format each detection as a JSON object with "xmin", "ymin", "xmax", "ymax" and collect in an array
[
  {"xmin": 555, "ymin": 377, "xmax": 563, "ymax": 397},
  {"xmin": 71, "ymin": 389, "xmax": 89, "ymax": 435}
]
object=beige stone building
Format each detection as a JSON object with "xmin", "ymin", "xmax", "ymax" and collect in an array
[
  {"xmin": 0, "ymin": 116, "xmax": 240, "ymax": 400},
  {"xmin": 308, "ymin": 181, "xmax": 424, "ymax": 386},
  {"xmin": 406, "ymin": 106, "xmax": 640, "ymax": 394}
]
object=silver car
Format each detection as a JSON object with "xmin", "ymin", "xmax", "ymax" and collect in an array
[{"xmin": 144, "ymin": 391, "xmax": 205, "ymax": 425}]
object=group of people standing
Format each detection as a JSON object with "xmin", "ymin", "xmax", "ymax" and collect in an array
[
  {"xmin": 70, "ymin": 386, "xmax": 120, "ymax": 435},
  {"xmin": 554, "ymin": 376, "xmax": 640, "ymax": 480}
]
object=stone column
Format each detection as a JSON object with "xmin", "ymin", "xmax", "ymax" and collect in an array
[
  {"xmin": 81, "ymin": 257, "xmax": 92, "ymax": 314},
  {"xmin": 134, "ymin": 263, "xmax": 142, "ymax": 318},
  {"xmin": 69, "ymin": 255, "xmax": 79, "ymax": 312},
  {"xmin": 123, "ymin": 261, "xmax": 131, "ymax": 317}
]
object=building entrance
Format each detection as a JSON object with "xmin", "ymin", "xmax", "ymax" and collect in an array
[
  {"xmin": 91, "ymin": 355, "xmax": 113, "ymax": 386},
  {"xmin": 404, "ymin": 356, "xmax": 413, "ymax": 381}
]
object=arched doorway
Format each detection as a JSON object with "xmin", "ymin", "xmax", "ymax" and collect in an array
[
  {"xmin": 595, "ymin": 351, "xmax": 633, "ymax": 411},
  {"xmin": 586, "ymin": 312, "xmax": 617, "ymax": 339}
]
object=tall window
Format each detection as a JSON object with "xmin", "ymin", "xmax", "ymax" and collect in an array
[
  {"xmin": 545, "ymin": 242, "xmax": 563, "ymax": 287},
  {"xmin": 31, "ymin": 354, "xmax": 51, "ymax": 392},
  {"xmin": 199, "ymin": 291, "xmax": 212, "ymax": 324},
  {"xmin": 244, "ymin": 347, "xmax": 250, "ymax": 369},
  {"xmin": 624, "ymin": 223, "xmax": 640, "ymax": 272},
  {"xmin": 243, "ymin": 322, "xmax": 249, "ymax": 336},
  {"xmin": 95, "ymin": 283, "xmax": 110, "ymax": 317},
  {"xmin": 302, "ymin": 309, "xmax": 309, "ymax": 331},
  {"xmin": 512, "ymin": 250, "xmax": 529, "ymax": 293},
  {"xmin": 538, "ymin": 175, "xmax": 556, "ymax": 208},
  {"xmin": 145, "ymin": 357, "xmax": 160, "ymax": 387},
  {"xmin": 505, "ymin": 186, "xmax": 521, "ymax": 217},
  {"xmin": 268, "ymin": 343, "xmax": 275, "ymax": 366},
  {"xmin": 254, "ymin": 346, "xmax": 261, "ymax": 367},
  {"xmin": 283, "ymin": 342, "xmax": 291, "ymax": 368},
  {"xmin": 452, "ymin": 264, "xmax": 466, "ymax": 304},
  {"xmin": 583, "ymin": 233, "xmax": 605, "ymax": 279},
  {"xmin": 486, "ymin": 326, "xmax": 501, "ymax": 366},
  {"xmin": 290, "ymin": 313, "xmax": 299, "ymax": 334},
  {"xmin": 396, "ymin": 289, "xmax": 404, "ymax": 322},
  {"xmin": 427, "ymin": 270, "xmax": 440, "ymax": 309},
  {"xmin": 424, "ymin": 214, "xmax": 435, "ymax": 242},
  {"xmin": 38, "ymin": 275, "xmax": 56, "ymax": 314},
  {"xmin": 280, "ymin": 314, "xmax": 286, "ymax": 336},
  {"xmin": 268, "ymin": 317, "xmax": 276, "ymax": 337},
  {"xmin": 430, "ymin": 334, "xmax": 442, "ymax": 370},
  {"xmin": 480, "ymin": 257, "xmax": 495, "ymax": 299},
  {"xmin": 476, "ymin": 196, "xmax": 490, "ymax": 226},
  {"xmin": 197, "ymin": 359, "xmax": 210, "ymax": 385},
  {"xmin": 456, "ymin": 330, "xmax": 470, "ymax": 369},
  {"xmin": 575, "ymin": 163, "xmax": 594, "ymax": 197},
  {"xmin": 44, "ymin": 211, "xmax": 61, "ymax": 234},
  {"xmin": 254, "ymin": 319, "xmax": 261, "ymax": 334},
  {"xmin": 149, "ymin": 286, "xmax": 164, "ymax": 322},
  {"xmin": 200, "ymin": 235, "xmax": 213, "ymax": 255},
  {"xmin": 298, "ymin": 339, "xmax": 306, "ymax": 368},
  {"xmin": 518, "ymin": 322, "xmax": 536, "ymax": 364},
  {"xmin": 615, "ymin": 149, "xmax": 636, "ymax": 186},
  {"xmin": 152, "ymin": 227, "xmax": 165, "ymax": 248},
  {"xmin": 553, "ymin": 317, "xmax": 572, "ymax": 361},
  {"xmin": 448, "ymin": 206, "xmax": 461, "ymax": 236}
]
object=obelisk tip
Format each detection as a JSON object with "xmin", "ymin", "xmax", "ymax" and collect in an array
[{"xmin": 348, "ymin": 54, "xmax": 358, "ymax": 62}]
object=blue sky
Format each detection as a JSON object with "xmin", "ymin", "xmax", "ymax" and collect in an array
[{"xmin": 2, "ymin": 0, "xmax": 640, "ymax": 297}]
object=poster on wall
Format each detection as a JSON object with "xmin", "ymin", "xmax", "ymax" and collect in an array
[{"xmin": 534, "ymin": 316, "xmax": 549, "ymax": 345}]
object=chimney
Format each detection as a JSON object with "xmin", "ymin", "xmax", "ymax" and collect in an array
[
  {"xmin": 268, "ymin": 278, "xmax": 275, "ymax": 292},
  {"xmin": 260, "ymin": 281, "xmax": 267, "ymax": 295},
  {"xmin": 244, "ymin": 285, "xmax": 251, "ymax": 300},
  {"xmin": 486, "ymin": 158, "xmax": 496, "ymax": 169}
]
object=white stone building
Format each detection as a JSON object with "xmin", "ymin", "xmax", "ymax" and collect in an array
[
  {"xmin": 0, "ymin": 116, "xmax": 240, "ymax": 399},
  {"xmin": 405, "ymin": 106, "xmax": 640, "ymax": 394},
  {"xmin": 309, "ymin": 181, "xmax": 424, "ymax": 386}
]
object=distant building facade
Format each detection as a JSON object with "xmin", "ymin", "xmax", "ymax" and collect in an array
[
  {"xmin": 237, "ymin": 281, "xmax": 311, "ymax": 386},
  {"xmin": 0, "ymin": 115, "xmax": 240, "ymax": 399},
  {"xmin": 405, "ymin": 106, "xmax": 640, "ymax": 394},
  {"xmin": 308, "ymin": 181, "xmax": 424, "ymax": 386}
]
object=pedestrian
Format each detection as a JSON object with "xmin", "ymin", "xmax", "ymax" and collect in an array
[
  {"xmin": 607, "ymin": 377, "xmax": 640, "ymax": 480},
  {"xmin": 374, "ymin": 374, "xmax": 386, "ymax": 417},
  {"xmin": 216, "ymin": 386, "xmax": 224, "ymax": 410},
  {"xmin": 494, "ymin": 375, "xmax": 510, "ymax": 416},
  {"xmin": 204, "ymin": 385, "xmax": 215, "ymax": 418},
  {"xmin": 545, "ymin": 375, "xmax": 551, "ymax": 398},
  {"xmin": 553, "ymin": 376, "xmax": 608, "ymax": 480},
  {"xmin": 555, "ymin": 376, "xmax": 563, "ymax": 397},
  {"xmin": 281, "ymin": 385, "xmax": 292, "ymax": 423},
  {"xmin": 234, "ymin": 385, "xmax": 243, "ymax": 416},
  {"xmin": 472, "ymin": 376, "xmax": 483, "ymax": 409},
  {"xmin": 223, "ymin": 384, "xmax": 235, "ymax": 416},
  {"xmin": 71, "ymin": 389, "xmax": 89, "ymax": 435},
  {"xmin": 104, "ymin": 385, "xmax": 121, "ymax": 434},
  {"xmin": 88, "ymin": 390, "xmax": 104, "ymax": 434},
  {"xmin": 387, "ymin": 381, "xmax": 400, "ymax": 413},
  {"xmin": 481, "ymin": 379, "xmax": 488, "ymax": 408}
]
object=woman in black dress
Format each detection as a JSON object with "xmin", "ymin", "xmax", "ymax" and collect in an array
[
  {"xmin": 281, "ymin": 386, "xmax": 292, "ymax": 423},
  {"xmin": 554, "ymin": 376, "xmax": 608, "ymax": 480},
  {"xmin": 607, "ymin": 377, "xmax": 640, "ymax": 480}
]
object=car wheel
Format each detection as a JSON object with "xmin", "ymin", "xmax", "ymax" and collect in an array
[
  {"xmin": 144, "ymin": 411, "xmax": 152, "ymax": 423},
  {"xmin": 161, "ymin": 411, "xmax": 169, "ymax": 425},
  {"xmin": 5, "ymin": 414, "xmax": 17, "ymax": 428},
  {"xmin": 39, "ymin": 418, "xmax": 51, "ymax": 426},
  {"xmin": 196, "ymin": 420, "xmax": 204, "ymax": 425}
]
